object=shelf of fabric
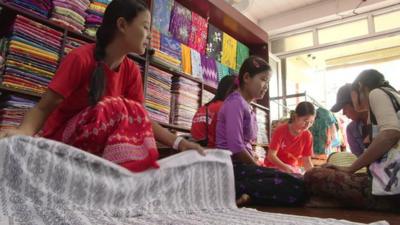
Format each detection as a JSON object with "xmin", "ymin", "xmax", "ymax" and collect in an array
[
  {"xmin": 0, "ymin": 84, "xmax": 42, "ymax": 98},
  {"xmin": 50, "ymin": 0, "xmax": 90, "ymax": 34},
  {"xmin": 170, "ymin": 76, "xmax": 200, "ymax": 129},
  {"xmin": 254, "ymin": 107, "xmax": 269, "ymax": 145},
  {"xmin": 202, "ymin": 89, "xmax": 214, "ymax": 104},
  {"xmin": 84, "ymin": 0, "xmax": 112, "ymax": 38},
  {"xmin": 145, "ymin": 66, "xmax": 172, "ymax": 123},
  {"xmin": 0, "ymin": 93, "xmax": 37, "ymax": 130},
  {"xmin": 203, "ymin": 83, "xmax": 216, "ymax": 94},
  {"xmin": 2, "ymin": 0, "xmax": 52, "ymax": 18},
  {"xmin": 2, "ymin": 15, "xmax": 63, "ymax": 95},
  {"xmin": 149, "ymin": 59, "xmax": 201, "ymax": 84},
  {"xmin": 0, "ymin": 1, "xmax": 95, "ymax": 42},
  {"xmin": 63, "ymin": 36, "xmax": 89, "ymax": 58}
]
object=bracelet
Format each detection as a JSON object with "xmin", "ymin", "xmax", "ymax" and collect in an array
[{"xmin": 173, "ymin": 136, "xmax": 184, "ymax": 150}]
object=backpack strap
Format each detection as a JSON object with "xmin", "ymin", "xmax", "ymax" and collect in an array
[{"xmin": 370, "ymin": 88, "xmax": 400, "ymax": 125}]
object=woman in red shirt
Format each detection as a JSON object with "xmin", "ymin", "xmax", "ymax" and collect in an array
[
  {"xmin": 0, "ymin": 0, "xmax": 203, "ymax": 172},
  {"xmin": 265, "ymin": 101, "xmax": 315, "ymax": 174},
  {"xmin": 191, "ymin": 75, "xmax": 237, "ymax": 147}
]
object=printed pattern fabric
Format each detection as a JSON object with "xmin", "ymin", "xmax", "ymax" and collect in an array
[
  {"xmin": 221, "ymin": 32, "xmax": 237, "ymax": 70},
  {"xmin": 169, "ymin": 2, "xmax": 192, "ymax": 45},
  {"xmin": 0, "ymin": 136, "xmax": 385, "ymax": 224},
  {"xmin": 188, "ymin": 12, "xmax": 208, "ymax": 54},
  {"xmin": 61, "ymin": 96, "xmax": 159, "ymax": 172},
  {"xmin": 206, "ymin": 24, "xmax": 223, "ymax": 62}
]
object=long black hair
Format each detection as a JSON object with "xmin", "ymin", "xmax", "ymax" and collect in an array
[
  {"xmin": 238, "ymin": 56, "xmax": 271, "ymax": 88},
  {"xmin": 352, "ymin": 69, "xmax": 397, "ymax": 93},
  {"xmin": 89, "ymin": 0, "xmax": 148, "ymax": 105},
  {"xmin": 206, "ymin": 75, "xmax": 237, "ymax": 105},
  {"xmin": 289, "ymin": 101, "xmax": 315, "ymax": 123}
]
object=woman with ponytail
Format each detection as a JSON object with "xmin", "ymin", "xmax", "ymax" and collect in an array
[
  {"xmin": 191, "ymin": 75, "xmax": 237, "ymax": 147},
  {"xmin": 264, "ymin": 101, "xmax": 315, "ymax": 174},
  {"xmin": 305, "ymin": 69, "xmax": 400, "ymax": 210},
  {"xmin": 0, "ymin": 0, "xmax": 204, "ymax": 172},
  {"xmin": 216, "ymin": 56, "xmax": 307, "ymax": 206}
]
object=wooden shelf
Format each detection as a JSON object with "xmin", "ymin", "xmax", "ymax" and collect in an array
[
  {"xmin": 158, "ymin": 121, "xmax": 191, "ymax": 132},
  {"xmin": 0, "ymin": 84, "xmax": 43, "ymax": 98},
  {"xmin": 149, "ymin": 59, "xmax": 202, "ymax": 84},
  {"xmin": 175, "ymin": 0, "xmax": 267, "ymax": 46},
  {"xmin": 203, "ymin": 83, "xmax": 217, "ymax": 93},
  {"xmin": 127, "ymin": 53, "xmax": 146, "ymax": 63}
]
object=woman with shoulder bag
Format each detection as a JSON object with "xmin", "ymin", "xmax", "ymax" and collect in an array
[{"xmin": 305, "ymin": 69, "xmax": 400, "ymax": 211}]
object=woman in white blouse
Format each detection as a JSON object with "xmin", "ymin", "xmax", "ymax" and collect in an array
[{"xmin": 304, "ymin": 69, "xmax": 400, "ymax": 211}]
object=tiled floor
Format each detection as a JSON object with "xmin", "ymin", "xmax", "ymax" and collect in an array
[{"xmin": 254, "ymin": 207, "xmax": 400, "ymax": 224}]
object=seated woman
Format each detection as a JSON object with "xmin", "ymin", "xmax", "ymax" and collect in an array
[
  {"xmin": 0, "ymin": 0, "xmax": 203, "ymax": 173},
  {"xmin": 305, "ymin": 69, "xmax": 400, "ymax": 211},
  {"xmin": 264, "ymin": 101, "xmax": 315, "ymax": 174},
  {"xmin": 216, "ymin": 56, "xmax": 307, "ymax": 206},
  {"xmin": 191, "ymin": 75, "xmax": 237, "ymax": 147}
]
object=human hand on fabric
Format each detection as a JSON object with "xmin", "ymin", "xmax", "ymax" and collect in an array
[
  {"xmin": 0, "ymin": 128, "xmax": 30, "ymax": 139},
  {"xmin": 178, "ymin": 139, "xmax": 206, "ymax": 156},
  {"xmin": 282, "ymin": 164, "xmax": 298, "ymax": 174}
]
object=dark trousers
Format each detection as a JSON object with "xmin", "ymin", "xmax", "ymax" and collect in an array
[{"xmin": 233, "ymin": 163, "xmax": 307, "ymax": 206}]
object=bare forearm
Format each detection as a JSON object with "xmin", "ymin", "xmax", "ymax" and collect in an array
[
  {"xmin": 232, "ymin": 150, "xmax": 258, "ymax": 165},
  {"xmin": 267, "ymin": 151, "xmax": 289, "ymax": 171},
  {"xmin": 18, "ymin": 106, "xmax": 51, "ymax": 135},
  {"xmin": 151, "ymin": 121, "xmax": 176, "ymax": 147},
  {"xmin": 303, "ymin": 157, "xmax": 313, "ymax": 171},
  {"xmin": 350, "ymin": 130, "xmax": 400, "ymax": 172}
]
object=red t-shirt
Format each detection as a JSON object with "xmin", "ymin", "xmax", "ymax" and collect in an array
[
  {"xmin": 42, "ymin": 44, "xmax": 144, "ymax": 140},
  {"xmin": 191, "ymin": 101, "xmax": 223, "ymax": 148},
  {"xmin": 264, "ymin": 123, "xmax": 313, "ymax": 168}
]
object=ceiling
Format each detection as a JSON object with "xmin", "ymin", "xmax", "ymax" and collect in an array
[
  {"xmin": 232, "ymin": 0, "xmax": 325, "ymax": 20},
  {"xmin": 294, "ymin": 34, "xmax": 400, "ymax": 69}
]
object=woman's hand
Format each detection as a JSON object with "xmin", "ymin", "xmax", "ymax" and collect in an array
[
  {"xmin": 179, "ymin": 139, "xmax": 206, "ymax": 156},
  {"xmin": 282, "ymin": 164, "xmax": 297, "ymax": 174},
  {"xmin": 0, "ymin": 128, "xmax": 31, "ymax": 139}
]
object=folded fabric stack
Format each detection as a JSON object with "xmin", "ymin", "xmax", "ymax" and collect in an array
[
  {"xmin": 152, "ymin": 49, "xmax": 181, "ymax": 71},
  {"xmin": 5, "ymin": 0, "xmax": 52, "ymax": 18},
  {"xmin": 159, "ymin": 34, "xmax": 182, "ymax": 65},
  {"xmin": 255, "ymin": 108, "xmax": 269, "ymax": 145},
  {"xmin": 0, "ymin": 94, "xmax": 36, "ymax": 131},
  {"xmin": 50, "ymin": 0, "xmax": 90, "ymax": 33},
  {"xmin": 202, "ymin": 89, "xmax": 214, "ymax": 104},
  {"xmin": 63, "ymin": 36, "xmax": 89, "ymax": 57},
  {"xmin": 2, "ymin": 15, "xmax": 62, "ymax": 95},
  {"xmin": 171, "ymin": 77, "xmax": 200, "ymax": 128},
  {"xmin": 84, "ymin": 0, "xmax": 111, "ymax": 37},
  {"xmin": 145, "ymin": 66, "xmax": 172, "ymax": 123}
]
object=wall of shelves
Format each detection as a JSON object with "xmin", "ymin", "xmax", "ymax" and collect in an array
[{"xmin": 0, "ymin": 0, "xmax": 270, "ymax": 142}]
